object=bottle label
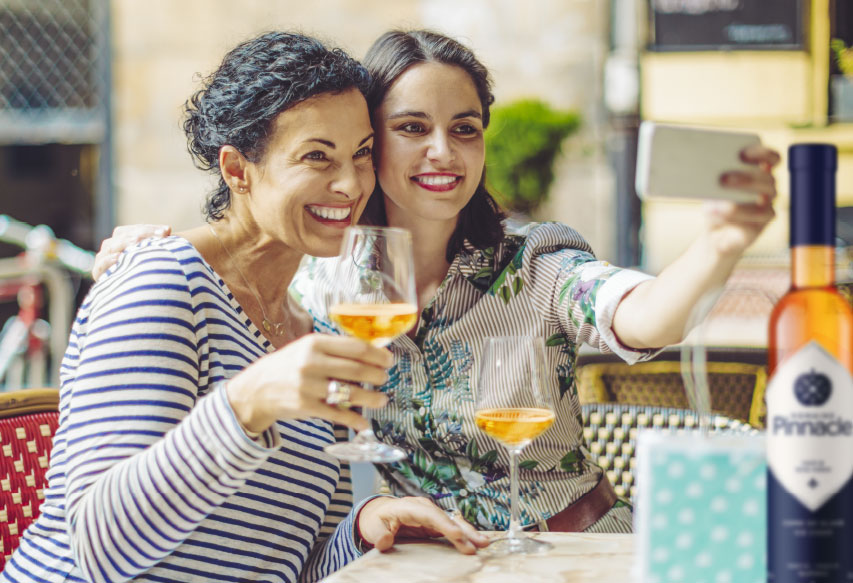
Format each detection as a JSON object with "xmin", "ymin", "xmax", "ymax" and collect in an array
[
  {"xmin": 767, "ymin": 341, "xmax": 853, "ymax": 510},
  {"xmin": 767, "ymin": 341, "xmax": 853, "ymax": 582}
]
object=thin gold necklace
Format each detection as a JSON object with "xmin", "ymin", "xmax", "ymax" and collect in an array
[{"xmin": 208, "ymin": 224, "xmax": 287, "ymax": 336}]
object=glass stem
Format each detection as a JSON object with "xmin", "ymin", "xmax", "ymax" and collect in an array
[
  {"xmin": 508, "ymin": 446, "xmax": 523, "ymax": 540},
  {"xmin": 353, "ymin": 382, "xmax": 375, "ymax": 443}
]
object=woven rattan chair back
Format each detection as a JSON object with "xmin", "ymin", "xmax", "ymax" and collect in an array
[
  {"xmin": 581, "ymin": 403, "xmax": 757, "ymax": 503},
  {"xmin": 576, "ymin": 355, "xmax": 767, "ymax": 428},
  {"xmin": 0, "ymin": 388, "xmax": 59, "ymax": 568}
]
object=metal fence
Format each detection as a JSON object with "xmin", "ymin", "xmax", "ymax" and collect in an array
[{"xmin": 0, "ymin": 0, "xmax": 109, "ymax": 145}]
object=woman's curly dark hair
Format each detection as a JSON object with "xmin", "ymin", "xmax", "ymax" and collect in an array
[
  {"xmin": 183, "ymin": 31, "xmax": 370, "ymax": 221},
  {"xmin": 360, "ymin": 30, "xmax": 505, "ymax": 262}
]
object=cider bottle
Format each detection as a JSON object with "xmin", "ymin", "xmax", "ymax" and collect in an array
[{"xmin": 767, "ymin": 143, "xmax": 853, "ymax": 582}]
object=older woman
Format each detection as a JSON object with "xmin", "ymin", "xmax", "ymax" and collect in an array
[{"xmin": 2, "ymin": 32, "xmax": 485, "ymax": 583}]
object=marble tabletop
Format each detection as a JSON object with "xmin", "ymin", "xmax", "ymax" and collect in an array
[{"xmin": 321, "ymin": 533, "xmax": 635, "ymax": 583}]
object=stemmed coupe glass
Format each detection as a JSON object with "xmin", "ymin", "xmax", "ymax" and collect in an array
[
  {"xmin": 324, "ymin": 226, "xmax": 418, "ymax": 463},
  {"xmin": 474, "ymin": 336, "xmax": 556, "ymax": 555}
]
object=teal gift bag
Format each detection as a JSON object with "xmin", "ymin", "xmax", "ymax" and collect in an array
[
  {"xmin": 634, "ymin": 286, "xmax": 771, "ymax": 583},
  {"xmin": 635, "ymin": 431, "xmax": 766, "ymax": 583}
]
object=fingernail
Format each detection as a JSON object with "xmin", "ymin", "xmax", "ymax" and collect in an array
[{"xmin": 378, "ymin": 395, "xmax": 389, "ymax": 407}]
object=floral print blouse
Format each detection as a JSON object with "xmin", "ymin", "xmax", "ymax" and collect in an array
[{"xmin": 292, "ymin": 222, "xmax": 655, "ymax": 531}]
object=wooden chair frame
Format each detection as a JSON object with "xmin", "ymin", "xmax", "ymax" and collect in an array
[{"xmin": 0, "ymin": 389, "xmax": 59, "ymax": 419}]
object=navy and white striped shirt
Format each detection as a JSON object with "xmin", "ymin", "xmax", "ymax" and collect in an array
[{"xmin": 2, "ymin": 237, "xmax": 363, "ymax": 583}]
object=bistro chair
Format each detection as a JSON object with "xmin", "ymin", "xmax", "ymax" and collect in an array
[
  {"xmin": 576, "ymin": 348, "xmax": 767, "ymax": 503},
  {"xmin": 578, "ymin": 284, "xmax": 773, "ymax": 504},
  {"xmin": 0, "ymin": 388, "xmax": 60, "ymax": 568},
  {"xmin": 580, "ymin": 402, "xmax": 757, "ymax": 503},
  {"xmin": 576, "ymin": 347, "xmax": 768, "ymax": 428}
]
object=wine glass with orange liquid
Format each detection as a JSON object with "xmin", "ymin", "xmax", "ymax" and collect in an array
[
  {"xmin": 475, "ymin": 336, "xmax": 556, "ymax": 555},
  {"xmin": 325, "ymin": 226, "xmax": 418, "ymax": 463}
]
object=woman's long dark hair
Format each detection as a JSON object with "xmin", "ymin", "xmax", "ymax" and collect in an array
[
  {"xmin": 360, "ymin": 30, "xmax": 505, "ymax": 262},
  {"xmin": 183, "ymin": 32, "xmax": 370, "ymax": 221}
]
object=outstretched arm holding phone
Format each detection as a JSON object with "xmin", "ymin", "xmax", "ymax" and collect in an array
[
  {"xmin": 613, "ymin": 143, "xmax": 779, "ymax": 349},
  {"xmin": 90, "ymin": 143, "xmax": 780, "ymax": 352}
]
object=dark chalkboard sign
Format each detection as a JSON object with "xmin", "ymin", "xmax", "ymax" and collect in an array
[{"xmin": 649, "ymin": 0, "xmax": 804, "ymax": 51}]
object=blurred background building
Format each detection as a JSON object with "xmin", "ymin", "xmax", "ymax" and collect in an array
[
  {"xmin": 2, "ymin": 0, "xmax": 851, "ymax": 267},
  {"xmin": 0, "ymin": 0, "xmax": 850, "ymax": 330},
  {"xmin": 0, "ymin": 0, "xmax": 109, "ymax": 252}
]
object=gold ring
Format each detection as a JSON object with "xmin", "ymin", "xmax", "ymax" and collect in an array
[{"xmin": 326, "ymin": 380, "xmax": 353, "ymax": 409}]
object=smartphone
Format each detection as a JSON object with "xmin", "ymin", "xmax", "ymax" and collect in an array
[{"xmin": 635, "ymin": 122, "xmax": 762, "ymax": 203}]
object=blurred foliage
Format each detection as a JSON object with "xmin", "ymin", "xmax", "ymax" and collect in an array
[
  {"xmin": 485, "ymin": 99, "xmax": 580, "ymax": 214},
  {"xmin": 831, "ymin": 38, "xmax": 853, "ymax": 76}
]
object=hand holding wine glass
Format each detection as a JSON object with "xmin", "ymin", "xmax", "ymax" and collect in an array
[
  {"xmin": 475, "ymin": 336, "xmax": 555, "ymax": 555},
  {"xmin": 325, "ymin": 226, "xmax": 418, "ymax": 463}
]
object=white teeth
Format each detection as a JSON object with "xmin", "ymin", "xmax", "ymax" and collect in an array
[
  {"xmin": 414, "ymin": 175, "xmax": 458, "ymax": 186},
  {"xmin": 308, "ymin": 206, "xmax": 351, "ymax": 220}
]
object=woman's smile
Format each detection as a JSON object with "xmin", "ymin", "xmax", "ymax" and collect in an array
[
  {"xmin": 306, "ymin": 203, "xmax": 354, "ymax": 227},
  {"xmin": 411, "ymin": 172, "xmax": 462, "ymax": 192}
]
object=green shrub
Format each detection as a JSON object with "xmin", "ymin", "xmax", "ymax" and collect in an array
[
  {"xmin": 484, "ymin": 99, "xmax": 581, "ymax": 214},
  {"xmin": 831, "ymin": 39, "xmax": 853, "ymax": 76}
]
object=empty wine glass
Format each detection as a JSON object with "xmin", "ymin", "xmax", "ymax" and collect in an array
[
  {"xmin": 325, "ymin": 226, "xmax": 417, "ymax": 463},
  {"xmin": 475, "ymin": 336, "xmax": 555, "ymax": 555}
]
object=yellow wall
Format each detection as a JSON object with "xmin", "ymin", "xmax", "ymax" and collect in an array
[
  {"xmin": 641, "ymin": 52, "xmax": 813, "ymax": 125},
  {"xmin": 638, "ymin": 0, "xmax": 852, "ymax": 273}
]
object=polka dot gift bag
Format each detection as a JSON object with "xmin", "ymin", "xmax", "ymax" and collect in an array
[
  {"xmin": 635, "ymin": 431, "xmax": 766, "ymax": 583},
  {"xmin": 635, "ymin": 287, "xmax": 770, "ymax": 583}
]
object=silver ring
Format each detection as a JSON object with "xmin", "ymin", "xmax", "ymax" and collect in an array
[
  {"xmin": 326, "ymin": 380, "xmax": 353, "ymax": 409},
  {"xmin": 445, "ymin": 508, "xmax": 463, "ymax": 522}
]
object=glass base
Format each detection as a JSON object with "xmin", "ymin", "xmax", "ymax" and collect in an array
[
  {"xmin": 478, "ymin": 535, "xmax": 553, "ymax": 556},
  {"xmin": 324, "ymin": 430, "xmax": 406, "ymax": 463}
]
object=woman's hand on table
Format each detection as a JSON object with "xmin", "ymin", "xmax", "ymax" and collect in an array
[
  {"xmin": 357, "ymin": 496, "xmax": 489, "ymax": 555},
  {"xmin": 93, "ymin": 224, "xmax": 171, "ymax": 280}
]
